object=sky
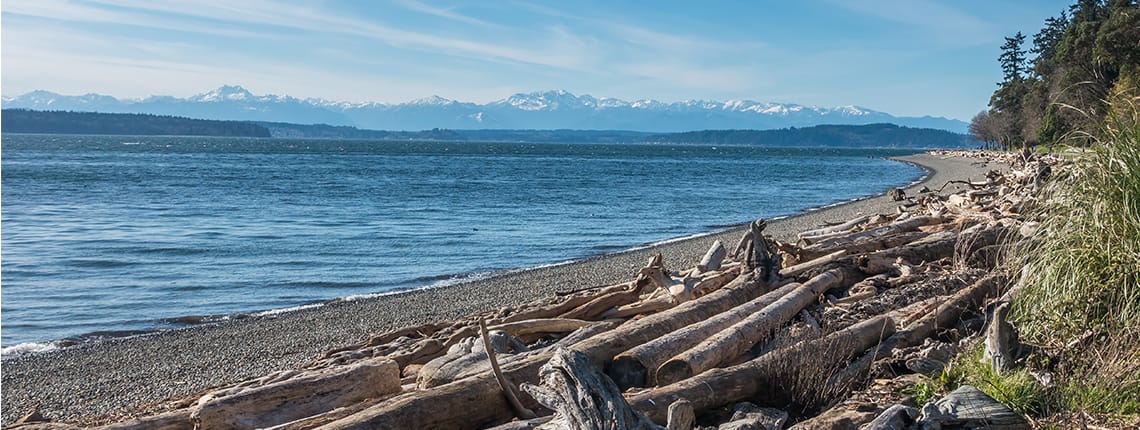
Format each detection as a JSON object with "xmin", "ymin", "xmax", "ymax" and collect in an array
[{"xmin": 2, "ymin": 0, "xmax": 1074, "ymax": 121}]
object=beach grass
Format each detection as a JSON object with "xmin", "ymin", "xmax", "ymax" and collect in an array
[{"xmin": 901, "ymin": 90, "xmax": 1140, "ymax": 427}]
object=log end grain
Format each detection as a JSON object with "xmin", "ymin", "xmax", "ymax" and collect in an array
[{"xmin": 655, "ymin": 360, "xmax": 694, "ymax": 387}]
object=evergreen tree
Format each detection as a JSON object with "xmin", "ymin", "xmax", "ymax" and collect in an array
[
  {"xmin": 999, "ymin": 32, "xmax": 1029, "ymax": 83},
  {"xmin": 1032, "ymin": 11, "xmax": 1070, "ymax": 78}
]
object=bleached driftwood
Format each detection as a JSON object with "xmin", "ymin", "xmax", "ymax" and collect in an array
[
  {"xmin": 982, "ymin": 302, "xmax": 1018, "ymax": 374},
  {"xmin": 778, "ymin": 250, "xmax": 846, "ymax": 278},
  {"xmin": 190, "ymin": 356, "xmax": 400, "ymax": 430},
  {"xmin": 521, "ymin": 347, "xmax": 660, "ymax": 430},
  {"xmin": 655, "ymin": 267, "xmax": 861, "ymax": 385},
  {"xmin": 798, "ymin": 214, "xmax": 875, "ymax": 242},
  {"xmin": 628, "ymin": 315, "xmax": 897, "ymax": 424},
  {"xmin": 608, "ymin": 281, "xmax": 801, "ymax": 388},
  {"xmin": 696, "ymin": 240, "xmax": 727, "ymax": 274},
  {"xmin": 318, "ymin": 272, "xmax": 770, "ymax": 429}
]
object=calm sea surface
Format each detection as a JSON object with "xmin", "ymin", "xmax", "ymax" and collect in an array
[{"xmin": 0, "ymin": 135, "xmax": 923, "ymax": 350}]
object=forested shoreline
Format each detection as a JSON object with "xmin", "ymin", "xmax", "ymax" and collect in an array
[{"xmin": 1, "ymin": 109, "xmax": 272, "ymax": 137}]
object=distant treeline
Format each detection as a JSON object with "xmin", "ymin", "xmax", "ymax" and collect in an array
[
  {"xmin": 2, "ymin": 109, "xmax": 271, "ymax": 137},
  {"xmin": 259, "ymin": 122, "xmax": 652, "ymax": 143},
  {"xmin": 644, "ymin": 123, "xmax": 977, "ymax": 148},
  {"xmin": 2, "ymin": 109, "xmax": 976, "ymax": 149}
]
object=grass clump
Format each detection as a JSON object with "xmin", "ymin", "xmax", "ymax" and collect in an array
[
  {"xmin": 1008, "ymin": 88, "xmax": 1140, "ymax": 418},
  {"xmin": 912, "ymin": 344, "xmax": 1052, "ymax": 418}
]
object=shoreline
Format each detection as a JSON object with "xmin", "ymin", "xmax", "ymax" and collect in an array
[{"xmin": 0, "ymin": 152, "xmax": 1001, "ymax": 425}]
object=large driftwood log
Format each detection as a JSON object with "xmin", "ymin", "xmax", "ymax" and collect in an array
[
  {"xmin": 865, "ymin": 224, "xmax": 1007, "ymax": 269},
  {"xmin": 655, "ymin": 267, "xmax": 861, "ymax": 385},
  {"xmin": 628, "ymin": 315, "xmax": 897, "ymax": 425},
  {"xmin": 190, "ymin": 356, "xmax": 400, "ymax": 430},
  {"xmin": 521, "ymin": 348, "xmax": 661, "ymax": 430},
  {"xmin": 570, "ymin": 271, "xmax": 768, "ymax": 365},
  {"xmin": 320, "ymin": 272, "xmax": 770, "ymax": 429},
  {"xmin": 608, "ymin": 281, "xmax": 801, "ymax": 389},
  {"xmin": 492, "ymin": 283, "xmax": 628, "ymax": 325}
]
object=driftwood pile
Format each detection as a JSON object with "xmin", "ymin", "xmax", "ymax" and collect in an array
[{"xmin": 16, "ymin": 151, "xmax": 1060, "ymax": 430}]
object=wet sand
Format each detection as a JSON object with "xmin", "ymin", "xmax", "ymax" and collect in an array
[{"xmin": 0, "ymin": 152, "xmax": 1001, "ymax": 425}]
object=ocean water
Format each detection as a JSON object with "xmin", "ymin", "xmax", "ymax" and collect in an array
[{"xmin": 0, "ymin": 135, "xmax": 924, "ymax": 351}]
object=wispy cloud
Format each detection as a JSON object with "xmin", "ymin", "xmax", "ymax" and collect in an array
[
  {"xmin": 391, "ymin": 0, "xmax": 500, "ymax": 29},
  {"xmin": 832, "ymin": 0, "xmax": 997, "ymax": 45}
]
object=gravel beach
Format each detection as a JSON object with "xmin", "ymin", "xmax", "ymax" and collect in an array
[{"xmin": 0, "ymin": 152, "xmax": 1001, "ymax": 425}]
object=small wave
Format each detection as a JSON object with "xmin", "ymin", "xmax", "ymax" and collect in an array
[
  {"xmin": 130, "ymin": 247, "xmax": 210, "ymax": 256},
  {"xmin": 337, "ymin": 271, "xmax": 498, "ymax": 302},
  {"xmin": 284, "ymin": 281, "xmax": 376, "ymax": 290},
  {"xmin": 160, "ymin": 313, "xmax": 250, "ymax": 326},
  {"xmin": 65, "ymin": 259, "xmax": 136, "ymax": 269},
  {"xmin": 252, "ymin": 303, "xmax": 325, "ymax": 317},
  {"xmin": 1, "ymin": 341, "xmax": 60, "ymax": 358}
]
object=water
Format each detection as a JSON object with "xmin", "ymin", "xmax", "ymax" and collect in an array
[{"xmin": 0, "ymin": 135, "xmax": 923, "ymax": 351}]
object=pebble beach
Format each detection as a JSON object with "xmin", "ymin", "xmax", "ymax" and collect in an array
[{"xmin": 0, "ymin": 152, "xmax": 1000, "ymax": 426}]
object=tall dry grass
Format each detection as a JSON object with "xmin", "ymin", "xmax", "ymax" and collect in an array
[{"xmin": 1011, "ymin": 87, "xmax": 1140, "ymax": 414}]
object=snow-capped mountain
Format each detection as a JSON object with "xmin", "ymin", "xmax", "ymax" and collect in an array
[{"xmin": 2, "ymin": 86, "xmax": 968, "ymax": 133}]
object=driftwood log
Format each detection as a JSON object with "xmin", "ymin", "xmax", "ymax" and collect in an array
[
  {"xmin": 828, "ymin": 273, "xmax": 1008, "ymax": 389},
  {"xmin": 316, "ymin": 272, "xmax": 770, "ymax": 429},
  {"xmin": 190, "ymin": 356, "xmax": 400, "ymax": 430},
  {"xmin": 628, "ymin": 315, "xmax": 897, "ymax": 424},
  {"xmin": 608, "ymin": 281, "xmax": 801, "ymax": 389},
  {"xmin": 656, "ymin": 267, "xmax": 860, "ymax": 385},
  {"xmin": 521, "ymin": 348, "xmax": 660, "ymax": 430}
]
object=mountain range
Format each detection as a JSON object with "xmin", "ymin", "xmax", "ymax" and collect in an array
[{"xmin": 2, "ymin": 85, "xmax": 968, "ymax": 133}]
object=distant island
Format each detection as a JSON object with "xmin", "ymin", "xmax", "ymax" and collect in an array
[
  {"xmin": 2, "ymin": 109, "xmax": 272, "ymax": 137},
  {"xmin": 2, "ymin": 109, "xmax": 977, "ymax": 149}
]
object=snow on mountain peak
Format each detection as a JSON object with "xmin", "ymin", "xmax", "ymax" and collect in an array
[
  {"xmin": 499, "ymin": 90, "xmax": 600, "ymax": 111},
  {"xmin": 194, "ymin": 85, "xmax": 255, "ymax": 102},
  {"xmin": 409, "ymin": 95, "xmax": 456, "ymax": 106}
]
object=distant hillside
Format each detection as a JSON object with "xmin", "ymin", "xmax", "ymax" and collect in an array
[
  {"xmin": 2, "ymin": 109, "xmax": 270, "ymax": 137},
  {"xmin": 645, "ymin": 123, "xmax": 977, "ymax": 149}
]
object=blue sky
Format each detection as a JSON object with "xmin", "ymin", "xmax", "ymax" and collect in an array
[{"xmin": 2, "ymin": 0, "xmax": 1072, "ymax": 120}]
